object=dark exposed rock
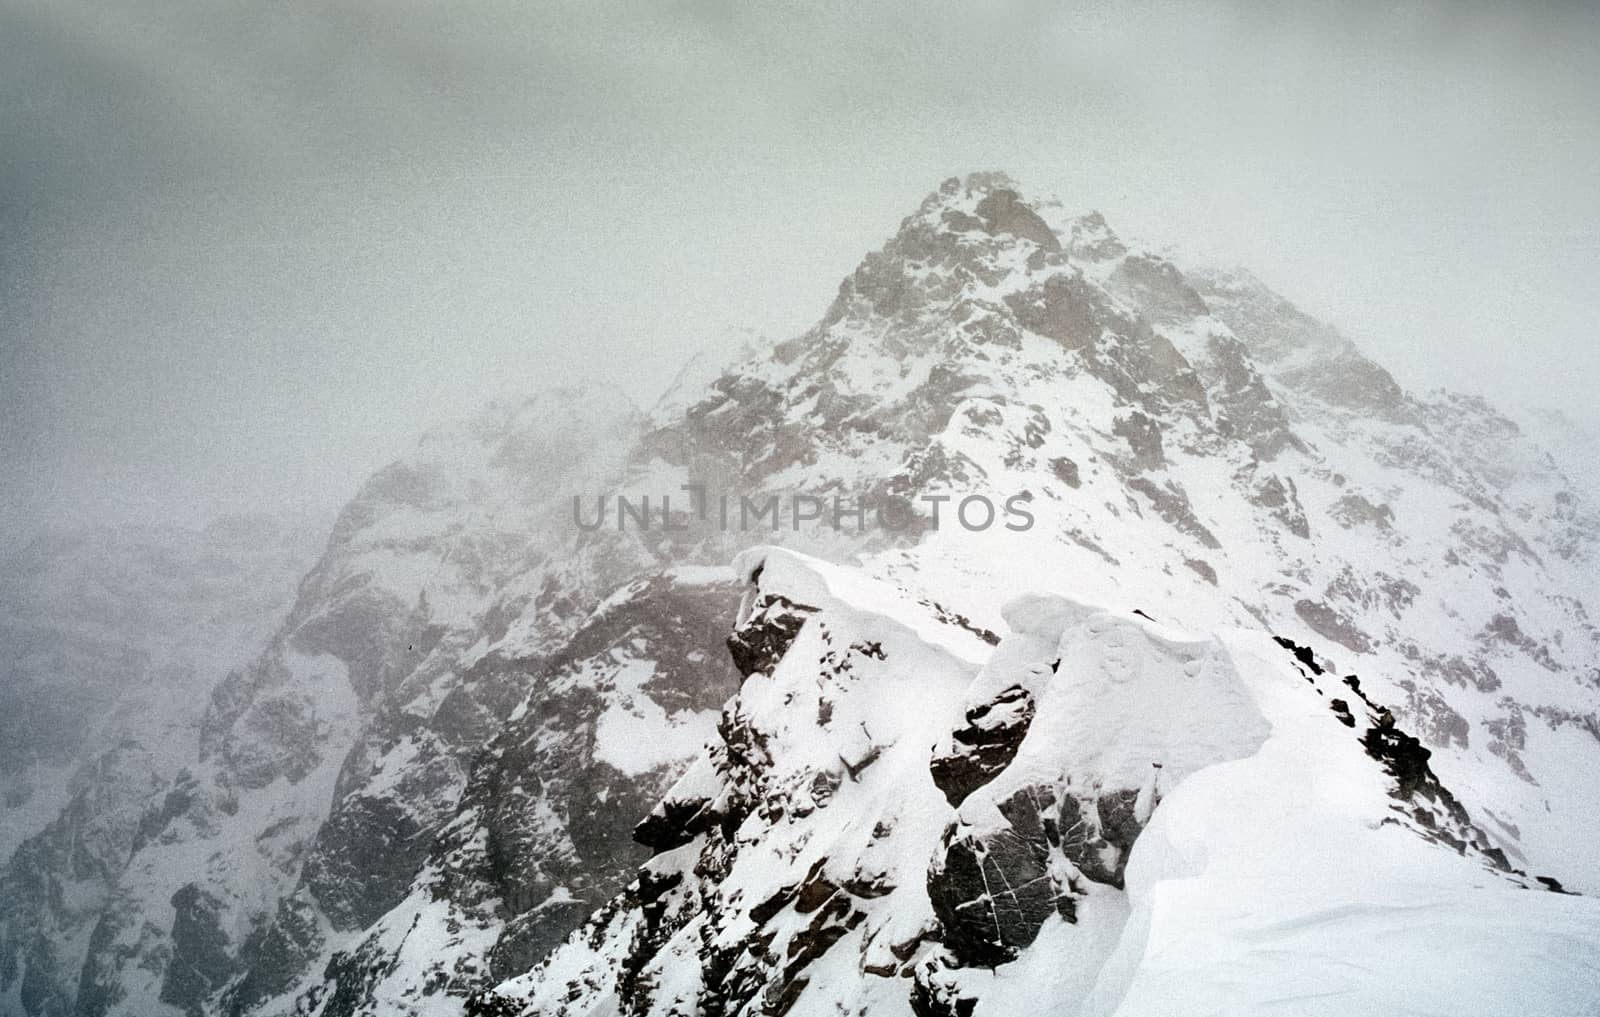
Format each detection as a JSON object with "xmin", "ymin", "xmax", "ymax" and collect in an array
[
  {"xmin": 1007, "ymin": 273, "xmax": 1114, "ymax": 353},
  {"xmin": 633, "ymin": 794, "xmax": 716, "ymax": 853},
  {"xmin": 1360, "ymin": 717, "xmax": 1512, "ymax": 871},
  {"xmin": 488, "ymin": 897, "xmax": 596, "ymax": 981},
  {"xmin": 1321, "ymin": 566, "xmax": 1418, "ymax": 622},
  {"xmin": 0, "ymin": 740, "xmax": 165, "ymax": 1017},
  {"xmin": 1481, "ymin": 613, "xmax": 1560, "ymax": 672},
  {"xmin": 727, "ymin": 596, "xmax": 818, "ymax": 678},
  {"xmin": 909, "ymin": 954, "xmax": 978, "ymax": 1017},
  {"xmin": 1294, "ymin": 599, "xmax": 1372, "ymax": 654},
  {"xmin": 927, "ymin": 783, "xmax": 1110, "ymax": 967},
  {"xmin": 202, "ymin": 660, "xmax": 332, "ymax": 790},
  {"xmin": 1058, "ymin": 789, "xmax": 1144, "ymax": 889},
  {"xmin": 313, "ymin": 932, "xmax": 412, "ymax": 1017},
  {"xmin": 159, "ymin": 884, "xmax": 239, "ymax": 1016},
  {"xmin": 223, "ymin": 572, "xmax": 744, "ymax": 1015},
  {"xmin": 0, "ymin": 517, "xmax": 317, "ymax": 831},
  {"xmin": 1395, "ymin": 681, "xmax": 1471, "ymax": 750},
  {"xmin": 919, "ymin": 601, "xmax": 1002, "ymax": 646},
  {"xmin": 1273, "ymin": 635, "xmax": 1325, "ymax": 676},
  {"xmin": 218, "ymin": 894, "xmax": 326, "ymax": 1016},
  {"xmin": 35, "ymin": 174, "xmax": 1600, "ymax": 1017},
  {"xmin": 841, "ymin": 870, "xmax": 895, "ymax": 900},
  {"xmin": 1195, "ymin": 333, "xmax": 1301, "ymax": 459},
  {"xmin": 1184, "ymin": 558, "xmax": 1218, "ymax": 585},
  {"xmin": 793, "ymin": 860, "xmax": 840, "ymax": 914},
  {"xmin": 1108, "ymin": 253, "xmax": 1209, "ymax": 325},
  {"xmin": 784, "ymin": 892, "xmax": 862, "ymax": 967},
  {"xmin": 973, "ymin": 189, "xmax": 1062, "ymax": 252},
  {"xmin": 1330, "ymin": 493, "xmax": 1395, "ymax": 530},
  {"xmin": 1065, "ymin": 210, "xmax": 1128, "ymax": 261},
  {"xmin": 1418, "ymin": 653, "xmax": 1500, "ymax": 694},
  {"xmin": 1190, "ymin": 267, "xmax": 1410, "ymax": 421},
  {"xmin": 927, "ymin": 820, "xmax": 1062, "ymax": 967},
  {"xmin": 1049, "ymin": 456, "xmax": 1082, "ymax": 488},
  {"xmin": 1286, "ymin": 352, "xmax": 1408, "ymax": 419},
  {"xmin": 464, "ymin": 989, "xmax": 528, "ymax": 1017},
  {"xmin": 130, "ymin": 770, "xmax": 197, "ymax": 855},
  {"xmin": 929, "ymin": 685, "xmax": 1036, "ymax": 808},
  {"xmin": 1270, "ymin": 636, "xmax": 1543, "ymax": 884},
  {"xmin": 1126, "ymin": 477, "xmax": 1222, "ymax": 550},
  {"xmin": 301, "ymin": 790, "xmax": 433, "ymax": 931},
  {"xmin": 1529, "ymin": 705, "xmax": 1600, "ymax": 744},
  {"xmin": 1112, "ymin": 412, "xmax": 1166, "ymax": 472},
  {"xmin": 1486, "ymin": 706, "xmax": 1535, "ymax": 783},
  {"xmin": 1329, "ymin": 699, "xmax": 1357, "ymax": 727},
  {"xmin": 1250, "ymin": 475, "xmax": 1311, "ymax": 538}
]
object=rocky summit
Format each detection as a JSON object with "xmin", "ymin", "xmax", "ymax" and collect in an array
[{"xmin": 4, "ymin": 174, "xmax": 1599, "ymax": 1017}]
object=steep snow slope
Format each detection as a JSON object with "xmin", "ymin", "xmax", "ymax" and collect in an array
[{"xmin": 476, "ymin": 548, "xmax": 1599, "ymax": 1017}]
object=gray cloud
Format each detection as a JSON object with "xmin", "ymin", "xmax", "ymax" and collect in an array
[{"xmin": 4, "ymin": 0, "xmax": 1597, "ymax": 537}]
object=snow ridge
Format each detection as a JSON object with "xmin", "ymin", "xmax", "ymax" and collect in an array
[{"xmin": 476, "ymin": 548, "xmax": 1597, "ymax": 1017}]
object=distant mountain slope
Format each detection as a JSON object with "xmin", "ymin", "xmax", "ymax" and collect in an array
[
  {"xmin": 0, "ymin": 516, "xmax": 320, "ymax": 860},
  {"xmin": 0, "ymin": 516, "xmax": 321, "ymax": 1017}
]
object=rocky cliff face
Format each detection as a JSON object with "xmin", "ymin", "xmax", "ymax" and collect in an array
[
  {"xmin": 207, "ymin": 568, "xmax": 745, "ymax": 1017},
  {"xmin": 6, "ymin": 174, "xmax": 1599, "ymax": 1016}
]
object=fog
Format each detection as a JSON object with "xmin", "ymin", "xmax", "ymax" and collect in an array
[{"xmin": 4, "ymin": 0, "xmax": 1597, "ymax": 538}]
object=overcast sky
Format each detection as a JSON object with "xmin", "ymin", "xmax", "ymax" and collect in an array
[{"xmin": 3, "ymin": 0, "xmax": 1597, "ymax": 539}]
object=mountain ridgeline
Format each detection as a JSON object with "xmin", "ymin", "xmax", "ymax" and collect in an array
[{"xmin": 3, "ymin": 174, "xmax": 1598, "ymax": 1017}]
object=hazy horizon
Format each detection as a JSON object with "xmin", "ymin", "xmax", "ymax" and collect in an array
[{"xmin": 5, "ymin": 0, "xmax": 1597, "ymax": 539}]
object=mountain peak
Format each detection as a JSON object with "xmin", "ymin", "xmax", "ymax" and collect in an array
[
  {"xmin": 911, "ymin": 175, "xmax": 1128, "ymax": 263},
  {"xmin": 971, "ymin": 186, "xmax": 1062, "ymax": 252},
  {"xmin": 918, "ymin": 170, "xmax": 1022, "ymax": 206},
  {"xmin": 1066, "ymin": 207, "xmax": 1128, "ymax": 261}
]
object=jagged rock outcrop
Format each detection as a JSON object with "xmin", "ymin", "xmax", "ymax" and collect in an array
[{"xmin": 928, "ymin": 685, "xmax": 1035, "ymax": 808}]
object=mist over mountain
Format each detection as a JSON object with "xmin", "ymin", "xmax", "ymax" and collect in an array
[
  {"xmin": 5, "ymin": 2, "xmax": 1599, "ymax": 540},
  {"xmin": 0, "ymin": 516, "xmax": 323, "ymax": 859},
  {"xmin": 3, "ymin": 175, "xmax": 1597, "ymax": 1017}
]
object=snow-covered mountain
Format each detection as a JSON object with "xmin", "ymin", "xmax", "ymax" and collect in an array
[
  {"xmin": 0, "ymin": 517, "xmax": 321, "ymax": 1014},
  {"xmin": 467, "ymin": 173, "xmax": 1600, "ymax": 1017},
  {"xmin": 0, "ymin": 516, "xmax": 320, "ymax": 853},
  {"xmin": 8, "ymin": 389, "xmax": 668, "ymax": 1017},
  {"xmin": 608, "ymin": 172, "xmax": 1600, "ymax": 882},
  {"xmin": 476, "ymin": 547, "xmax": 1597, "ymax": 1017},
  {"xmin": 6, "ymin": 173, "xmax": 1598, "ymax": 1016}
]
